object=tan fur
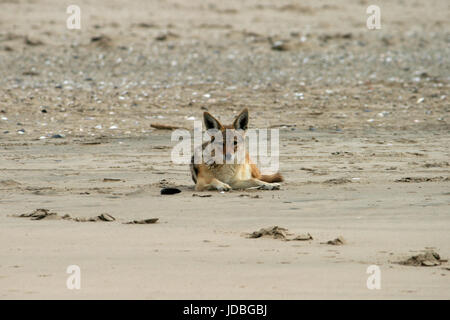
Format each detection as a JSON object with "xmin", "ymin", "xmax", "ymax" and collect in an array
[{"xmin": 190, "ymin": 109, "xmax": 283, "ymax": 191}]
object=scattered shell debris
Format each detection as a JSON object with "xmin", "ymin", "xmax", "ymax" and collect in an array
[
  {"xmin": 12, "ymin": 209, "xmax": 158, "ymax": 225},
  {"xmin": 124, "ymin": 218, "xmax": 159, "ymax": 224},
  {"xmin": 398, "ymin": 251, "xmax": 446, "ymax": 267},
  {"xmin": 160, "ymin": 187, "xmax": 182, "ymax": 195},
  {"xmin": 245, "ymin": 226, "xmax": 313, "ymax": 241},
  {"xmin": 322, "ymin": 236, "xmax": 346, "ymax": 245}
]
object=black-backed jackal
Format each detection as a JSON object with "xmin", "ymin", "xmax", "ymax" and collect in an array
[{"xmin": 190, "ymin": 108, "xmax": 283, "ymax": 191}]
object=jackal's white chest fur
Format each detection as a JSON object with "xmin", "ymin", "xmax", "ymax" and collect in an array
[{"xmin": 209, "ymin": 163, "xmax": 252, "ymax": 185}]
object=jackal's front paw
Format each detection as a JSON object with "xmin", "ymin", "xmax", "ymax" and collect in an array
[
  {"xmin": 216, "ymin": 183, "xmax": 231, "ymax": 192},
  {"xmin": 257, "ymin": 183, "xmax": 280, "ymax": 190}
]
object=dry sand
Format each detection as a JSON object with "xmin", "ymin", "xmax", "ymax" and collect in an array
[{"xmin": 0, "ymin": 0, "xmax": 449, "ymax": 299}]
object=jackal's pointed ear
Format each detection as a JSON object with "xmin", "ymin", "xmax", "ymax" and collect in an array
[
  {"xmin": 233, "ymin": 108, "xmax": 249, "ymax": 130},
  {"xmin": 203, "ymin": 112, "xmax": 223, "ymax": 130}
]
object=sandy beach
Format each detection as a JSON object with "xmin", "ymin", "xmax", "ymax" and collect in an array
[{"xmin": 0, "ymin": 0, "xmax": 449, "ymax": 299}]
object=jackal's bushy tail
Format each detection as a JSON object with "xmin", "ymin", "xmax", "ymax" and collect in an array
[{"xmin": 260, "ymin": 172, "xmax": 284, "ymax": 183}]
